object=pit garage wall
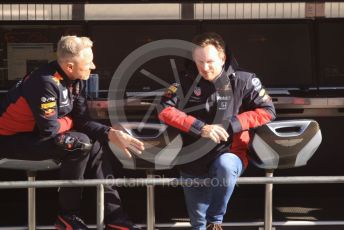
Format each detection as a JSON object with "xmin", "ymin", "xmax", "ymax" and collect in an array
[{"xmin": 0, "ymin": 17, "xmax": 343, "ymax": 226}]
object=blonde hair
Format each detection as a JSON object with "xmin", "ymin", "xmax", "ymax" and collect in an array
[{"xmin": 57, "ymin": 35, "xmax": 93, "ymax": 61}]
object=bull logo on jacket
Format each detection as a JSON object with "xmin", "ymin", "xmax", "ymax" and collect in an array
[
  {"xmin": 40, "ymin": 99, "xmax": 57, "ymax": 118},
  {"xmin": 52, "ymin": 73, "xmax": 63, "ymax": 86},
  {"xmin": 164, "ymin": 83, "xmax": 178, "ymax": 98},
  {"xmin": 193, "ymin": 86, "xmax": 201, "ymax": 96}
]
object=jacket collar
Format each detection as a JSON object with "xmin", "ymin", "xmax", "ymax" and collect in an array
[
  {"xmin": 213, "ymin": 64, "xmax": 235, "ymax": 87},
  {"xmin": 52, "ymin": 60, "xmax": 75, "ymax": 85},
  {"xmin": 226, "ymin": 64, "xmax": 236, "ymax": 78}
]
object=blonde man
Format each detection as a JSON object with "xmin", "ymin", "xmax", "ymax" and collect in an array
[{"xmin": 0, "ymin": 36, "xmax": 144, "ymax": 230}]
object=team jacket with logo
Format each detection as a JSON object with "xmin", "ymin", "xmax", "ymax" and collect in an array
[
  {"xmin": 0, "ymin": 61, "xmax": 109, "ymax": 142},
  {"xmin": 159, "ymin": 64, "xmax": 276, "ymax": 175}
]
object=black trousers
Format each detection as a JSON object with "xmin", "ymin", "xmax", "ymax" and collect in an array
[{"xmin": 0, "ymin": 131, "xmax": 127, "ymax": 224}]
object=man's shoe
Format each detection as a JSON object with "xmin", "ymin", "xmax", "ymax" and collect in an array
[
  {"xmin": 206, "ymin": 223, "xmax": 223, "ymax": 230},
  {"xmin": 106, "ymin": 222, "xmax": 141, "ymax": 230},
  {"xmin": 55, "ymin": 213, "xmax": 89, "ymax": 230}
]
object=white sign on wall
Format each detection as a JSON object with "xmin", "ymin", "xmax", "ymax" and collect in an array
[{"xmin": 7, "ymin": 43, "xmax": 54, "ymax": 80}]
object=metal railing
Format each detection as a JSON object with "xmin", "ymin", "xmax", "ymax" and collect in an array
[{"xmin": 1, "ymin": 176, "xmax": 344, "ymax": 230}]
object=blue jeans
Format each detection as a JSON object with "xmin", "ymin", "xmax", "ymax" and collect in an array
[{"xmin": 181, "ymin": 153, "xmax": 243, "ymax": 230}]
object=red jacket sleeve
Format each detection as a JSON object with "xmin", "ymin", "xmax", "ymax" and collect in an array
[
  {"xmin": 229, "ymin": 75, "xmax": 276, "ymax": 133},
  {"xmin": 57, "ymin": 116, "xmax": 73, "ymax": 133},
  {"xmin": 158, "ymin": 83, "xmax": 205, "ymax": 136}
]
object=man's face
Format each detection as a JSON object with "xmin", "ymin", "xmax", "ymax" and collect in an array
[
  {"xmin": 69, "ymin": 47, "xmax": 96, "ymax": 80},
  {"xmin": 193, "ymin": 44, "xmax": 225, "ymax": 82}
]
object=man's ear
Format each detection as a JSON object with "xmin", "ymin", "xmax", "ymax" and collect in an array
[
  {"xmin": 65, "ymin": 61, "xmax": 74, "ymax": 74},
  {"xmin": 221, "ymin": 53, "xmax": 226, "ymax": 66}
]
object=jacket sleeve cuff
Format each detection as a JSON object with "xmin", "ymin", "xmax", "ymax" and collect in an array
[
  {"xmin": 229, "ymin": 116, "xmax": 242, "ymax": 133},
  {"xmin": 189, "ymin": 119, "xmax": 205, "ymax": 136},
  {"xmin": 103, "ymin": 127, "xmax": 112, "ymax": 142}
]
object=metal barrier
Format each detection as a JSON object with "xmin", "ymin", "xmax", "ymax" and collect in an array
[{"xmin": 1, "ymin": 176, "xmax": 344, "ymax": 230}]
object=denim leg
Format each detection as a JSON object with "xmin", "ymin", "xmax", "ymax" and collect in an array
[
  {"xmin": 181, "ymin": 172, "xmax": 210, "ymax": 230},
  {"xmin": 206, "ymin": 153, "xmax": 243, "ymax": 224}
]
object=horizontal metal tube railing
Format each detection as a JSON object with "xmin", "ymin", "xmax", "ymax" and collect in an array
[
  {"xmin": 0, "ymin": 176, "xmax": 344, "ymax": 189},
  {"xmin": 4, "ymin": 220, "xmax": 344, "ymax": 230},
  {"xmin": 1, "ymin": 176, "xmax": 344, "ymax": 229}
]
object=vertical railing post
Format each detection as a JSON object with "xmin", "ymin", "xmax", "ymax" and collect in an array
[
  {"xmin": 146, "ymin": 170, "xmax": 155, "ymax": 230},
  {"xmin": 97, "ymin": 184, "xmax": 104, "ymax": 230},
  {"xmin": 27, "ymin": 171, "xmax": 36, "ymax": 230},
  {"xmin": 265, "ymin": 170, "xmax": 274, "ymax": 230}
]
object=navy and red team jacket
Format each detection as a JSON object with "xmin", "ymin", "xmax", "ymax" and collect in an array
[
  {"xmin": 0, "ymin": 61, "xmax": 109, "ymax": 142},
  {"xmin": 159, "ymin": 64, "xmax": 276, "ymax": 175}
]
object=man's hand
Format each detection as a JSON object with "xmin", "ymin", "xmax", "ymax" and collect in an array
[
  {"xmin": 201, "ymin": 124, "xmax": 229, "ymax": 144},
  {"xmin": 108, "ymin": 128, "xmax": 145, "ymax": 158}
]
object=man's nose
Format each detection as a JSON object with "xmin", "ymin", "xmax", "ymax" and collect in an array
[
  {"xmin": 202, "ymin": 63, "xmax": 210, "ymax": 71},
  {"xmin": 90, "ymin": 62, "xmax": 96, "ymax": 70}
]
